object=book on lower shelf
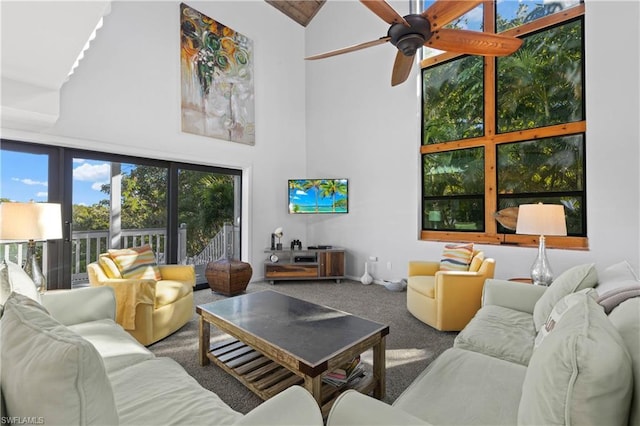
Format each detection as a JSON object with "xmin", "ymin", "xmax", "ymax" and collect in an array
[{"xmin": 322, "ymin": 355, "xmax": 365, "ymax": 387}]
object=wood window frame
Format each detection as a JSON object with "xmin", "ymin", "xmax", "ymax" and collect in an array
[{"xmin": 419, "ymin": 2, "xmax": 586, "ymax": 250}]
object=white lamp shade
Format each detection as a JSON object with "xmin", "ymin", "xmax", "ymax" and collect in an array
[
  {"xmin": 0, "ymin": 202, "xmax": 63, "ymax": 241},
  {"xmin": 273, "ymin": 227, "xmax": 283, "ymax": 238},
  {"xmin": 516, "ymin": 203, "xmax": 567, "ymax": 237}
]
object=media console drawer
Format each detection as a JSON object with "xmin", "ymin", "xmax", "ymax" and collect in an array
[
  {"xmin": 264, "ymin": 247, "xmax": 346, "ymax": 284},
  {"xmin": 265, "ymin": 264, "xmax": 318, "ymax": 278}
]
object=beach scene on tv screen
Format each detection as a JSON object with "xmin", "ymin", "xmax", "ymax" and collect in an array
[{"xmin": 289, "ymin": 179, "xmax": 348, "ymax": 214}]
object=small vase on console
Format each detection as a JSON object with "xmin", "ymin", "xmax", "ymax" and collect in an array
[{"xmin": 360, "ymin": 262, "xmax": 373, "ymax": 285}]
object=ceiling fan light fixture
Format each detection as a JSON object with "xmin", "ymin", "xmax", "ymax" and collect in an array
[{"xmin": 396, "ymin": 34, "xmax": 426, "ymax": 55}]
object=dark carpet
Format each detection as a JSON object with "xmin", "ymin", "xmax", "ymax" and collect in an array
[{"xmin": 148, "ymin": 280, "xmax": 456, "ymax": 414}]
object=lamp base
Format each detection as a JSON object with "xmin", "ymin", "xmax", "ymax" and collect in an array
[
  {"xmin": 530, "ymin": 235, "xmax": 554, "ymax": 286},
  {"xmin": 23, "ymin": 240, "xmax": 46, "ymax": 293}
]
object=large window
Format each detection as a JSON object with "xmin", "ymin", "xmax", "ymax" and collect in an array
[{"xmin": 420, "ymin": 0, "xmax": 586, "ymax": 248}]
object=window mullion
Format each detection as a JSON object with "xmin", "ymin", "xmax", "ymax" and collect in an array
[
  {"xmin": 484, "ymin": 143, "xmax": 497, "ymax": 236},
  {"xmin": 484, "ymin": 0, "xmax": 497, "ymax": 236}
]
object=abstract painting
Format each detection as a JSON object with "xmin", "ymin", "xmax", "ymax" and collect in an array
[{"xmin": 180, "ymin": 3, "xmax": 255, "ymax": 144}]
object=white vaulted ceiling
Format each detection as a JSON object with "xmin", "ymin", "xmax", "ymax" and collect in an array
[
  {"xmin": 1, "ymin": 1, "xmax": 111, "ymax": 130},
  {"xmin": 1, "ymin": 1, "xmax": 111, "ymax": 89}
]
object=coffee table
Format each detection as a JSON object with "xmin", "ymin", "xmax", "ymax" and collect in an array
[{"xmin": 197, "ymin": 290, "xmax": 389, "ymax": 415}]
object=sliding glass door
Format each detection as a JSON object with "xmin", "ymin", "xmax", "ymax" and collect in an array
[
  {"xmin": 176, "ymin": 167, "xmax": 241, "ymax": 284},
  {"xmin": 1, "ymin": 139, "xmax": 242, "ymax": 289}
]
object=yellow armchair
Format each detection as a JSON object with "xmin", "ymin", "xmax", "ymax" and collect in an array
[
  {"xmin": 407, "ymin": 251, "xmax": 496, "ymax": 331},
  {"xmin": 88, "ymin": 260, "xmax": 195, "ymax": 346}
]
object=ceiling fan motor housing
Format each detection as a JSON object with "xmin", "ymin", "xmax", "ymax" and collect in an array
[{"xmin": 388, "ymin": 14, "xmax": 432, "ymax": 56}]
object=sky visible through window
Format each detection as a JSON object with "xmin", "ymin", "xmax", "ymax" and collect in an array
[
  {"xmin": 1, "ymin": 151, "xmax": 49, "ymax": 203},
  {"xmin": 420, "ymin": 0, "xmax": 580, "ymax": 64},
  {"xmin": 420, "ymin": 0, "xmax": 580, "ymax": 30},
  {"xmin": 0, "ymin": 150, "xmax": 125, "ymax": 206}
]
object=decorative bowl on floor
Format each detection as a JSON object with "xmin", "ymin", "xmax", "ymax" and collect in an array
[{"xmin": 384, "ymin": 279, "xmax": 406, "ymax": 292}]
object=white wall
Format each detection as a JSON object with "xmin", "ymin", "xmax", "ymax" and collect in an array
[
  {"xmin": 1, "ymin": 0, "xmax": 309, "ymax": 278},
  {"xmin": 305, "ymin": 0, "xmax": 640, "ymax": 282}
]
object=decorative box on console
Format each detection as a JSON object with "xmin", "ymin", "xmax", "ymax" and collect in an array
[{"xmin": 205, "ymin": 259, "xmax": 252, "ymax": 296}]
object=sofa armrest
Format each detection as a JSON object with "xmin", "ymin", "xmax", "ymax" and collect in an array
[
  {"xmin": 327, "ymin": 390, "xmax": 430, "ymax": 426},
  {"xmin": 408, "ymin": 261, "xmax": 440, "ymax": 277},
  {"xmin": 234, "ymin": 386, "xmax": 323, "ymax": 426},
  {"xmin": 158, "ymin": 264, "xmax": 196, "ymax": 285},
  {"xmin": 481, "ymin": 279, "xmax": 547, "ymax": 314},
  {"xmin": 41, "ymin": 286, "xmax": 116, "ymax": 326}
]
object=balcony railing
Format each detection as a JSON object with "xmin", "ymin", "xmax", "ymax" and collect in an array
[
  {"xmin": 69, "ymin": 227, "xmax": 186, "ymax": 285},
  {"xmin": 0, "ymin": 223, "xmax": 238, "ymax": 287}
]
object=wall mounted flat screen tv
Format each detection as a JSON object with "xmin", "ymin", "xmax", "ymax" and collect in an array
[{"xmin": 288, "ymin": 179, "xmax": 348, "ymax": 214}]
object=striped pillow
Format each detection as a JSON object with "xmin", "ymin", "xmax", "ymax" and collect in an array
[
  {"xmin": 440, "ymin": 243, "xmax": 474, "ymax": 271},
  {"xmin": 98, "ymin": 254, "xmax": 122, "ymax": 279},
  {"xmin": 108, "ymin": 245, "xmax": 162, "ymax": 280}
]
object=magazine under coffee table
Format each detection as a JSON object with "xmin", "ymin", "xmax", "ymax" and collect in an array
[{"xmin": 197, "ymin": 290, "xmax": 389, "ymax": 415}]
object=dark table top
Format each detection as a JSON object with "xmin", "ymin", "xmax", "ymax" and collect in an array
[{"xmin": 197, "ymin": 290, "xmax": 389, "ymax": 370}]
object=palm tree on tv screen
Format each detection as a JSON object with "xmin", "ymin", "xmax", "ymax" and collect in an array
[
  {"xmin": 319, "ymin": 180, "xmax": 347, "ymax": 212},
  {"xmin": 303, "ymin": 180, "xmax": 323, "ymax": 212}
]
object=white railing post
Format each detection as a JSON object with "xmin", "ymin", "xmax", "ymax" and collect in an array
[{"xmin": 178, "ymin": 223, "xmax": 187, "ymax": 264}]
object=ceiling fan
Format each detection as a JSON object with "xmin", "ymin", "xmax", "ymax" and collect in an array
[{"xmin": 306, "ymin": 0, "xmax": 523, "ymax": 86}]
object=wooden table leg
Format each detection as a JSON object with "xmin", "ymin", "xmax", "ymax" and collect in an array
[
  {"xmin": 304, "ymin": 374, "xmax": 323, "ymax": 405},
  {"xmin": 199, "ymin": 315, "xmax": 210, "ymax": 366},
  {"xmin": 372, "ymin": 335, "xmax": 386, "ymax": 399}
]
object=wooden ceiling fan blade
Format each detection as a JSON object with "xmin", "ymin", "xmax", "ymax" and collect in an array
[
  {"xmin": 305, "ymin": 37, "xmax": 391, "ymax": 60},
  {"xmin": 422, "ymin": 0, "xmax": 483, "ymax": 31},
  {"xmin": 426, "ymin": 28, "xmax": 523, "ymax": 56},
  {"xmin": 360, "ymin": 0, "xmax": 410, "ymax": 26},
  {"xmin": 391, "ymin": 51, "xmax": 415, "ymax": 86}
]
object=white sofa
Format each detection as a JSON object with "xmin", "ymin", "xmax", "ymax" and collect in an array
[
  {"xmin": 0, "ymin": 266, "xmax": 323, "ymax": 426},
  {"xmin": 328, "ymin": 263, "xmax": 640, "ymax": 426}
]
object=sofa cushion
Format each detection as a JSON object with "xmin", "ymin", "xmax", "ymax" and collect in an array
[
  {"xmin": 108, "ymin": 244, "xmax": 162, "ymax": 280},
  {"xmin": 532, "ymin": 263, "xmax": 598, "ymax": 331},
  {"xmin": 439, "ymin": 243, "xmax": 474, "ymax": 271},
  {"xmin": 68, "ymin": 318, "xmax": 155, "ymax": 374},
  {"xmin": 608, "ymin": 297, "xmax": 640, "ymax": 426},
  {"xmin": 407, "ymin": 275, "xmax": 434, "ymax": 299},
  {"xmin": 454, "ymin": 305, "xmax": 536, "ymax": 365},
  {"xmin": 596, "ymin": 284, "xmax": 640, "ymax": 314},
  {"xmin": 98, "ymin": 253, "xmax": 122, "ymax": 278},
  {"xmin": 1, "ymin": 292, "xmax": 119, "ymax": 425},
  {"xmin": 109, "ymin": 357, "xmax": 241, "ymax": 425},
  {"xmin": 155, "ymin": 279, "xmax": 193, "ymax": 308},
  {"xmin": 519, "ymin": 291, "xmax": 633, "ymax": 426},
  {"xmin": 534, "ymin": 288, "xmax": 596, "ymax": 349},
  {"xmin": 0, "ymin": 260, "xmax": 40, "ymax": 304},
  {"xmin": 394, "ymin": 347, "xmax": 526, "ymax": 425},
  {"xmin": 595, "ymin": 260, "xmax": 639, "ymax": 296}
]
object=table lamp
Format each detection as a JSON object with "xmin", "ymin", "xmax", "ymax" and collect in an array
[
  {"xmin": 0, "ymin": 202, "xmax": 63, "ymax": 293},
  {"xmin": 515, "ymin": 203, "xmax": 567, "ymax": 286}
]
